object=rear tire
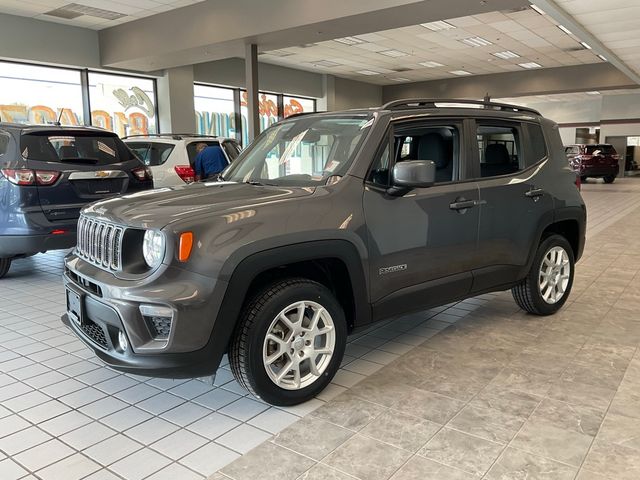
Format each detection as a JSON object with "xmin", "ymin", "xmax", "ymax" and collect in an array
[
  {"xmin": 0, "ymin": 258, "xmax": 11, "ymax": 279},
  {"xmin": 580, "ymin": 176, "xmax": 587, "ymax": 183},
  {"xmin": 229, "ymin": 278, "xmax": 347, "ymax": 406},
  {"xmin": 512, "ymin": 234, "xmax": 574, "ymax": 316},
  {"xmin": 603, "ymin": 175, "xmax": 616, "ymax": 184}
]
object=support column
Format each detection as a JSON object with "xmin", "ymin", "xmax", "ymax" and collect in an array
[
  {"xmin": 245, "ymin": 43, "xmax": 259, "ymax": 142},
  {"xmin": 156, "ymin": 65, "xmax": 196, "ymax": 134}
]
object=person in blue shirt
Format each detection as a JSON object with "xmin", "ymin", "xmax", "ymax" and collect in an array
[{"xmin": 194, "ymin": 143, "xmax": 228, "ymax": 181}]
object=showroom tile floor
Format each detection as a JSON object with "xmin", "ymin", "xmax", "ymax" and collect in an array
[{"xmin": 0, "ymin": 178, "xmax": 639, "ymax": 480}]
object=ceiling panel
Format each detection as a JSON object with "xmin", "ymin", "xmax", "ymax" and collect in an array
[
  {"xmin": 555, "ymin": 0, "xmax": 640, "ymax": 77},
  {"xmin": 261, "ymin": 5, "xmax": 604, "ymax": 85},
  {"xmin": 0, "ymin": 0, "xmax": 204, "ymax": 29}
]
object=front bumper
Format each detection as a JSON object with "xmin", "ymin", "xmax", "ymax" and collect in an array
[{"xmin": 61, "ymin": 254, "xmax": 228, "ymax": 378}]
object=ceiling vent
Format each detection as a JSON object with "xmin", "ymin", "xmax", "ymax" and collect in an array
[{"xmin": 44, "ymin": 3, "xmax": 126, "ymax": 21}]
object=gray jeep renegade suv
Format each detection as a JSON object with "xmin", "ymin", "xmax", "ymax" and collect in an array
[{"xmin": 62, "ymin": 99, "xmax": 586, "ymax": 405}]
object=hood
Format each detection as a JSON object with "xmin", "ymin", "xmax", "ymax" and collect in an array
[{"xmin": 82, "ymin": 181, "xmax": 315, "ymax": 229}]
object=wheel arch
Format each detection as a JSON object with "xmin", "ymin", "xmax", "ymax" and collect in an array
[{"xmin": 207, "ymin": 239, "xmax": 370, "ymax": 372}]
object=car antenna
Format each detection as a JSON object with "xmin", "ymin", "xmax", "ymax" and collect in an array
[{"xmin": 55, "ymin": 108, "xmax": 64, "ymax": 126}]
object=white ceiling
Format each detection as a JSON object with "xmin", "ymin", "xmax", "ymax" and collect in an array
[
  {"xmin": 554, "ymin": 0, "xmax": 640, "ymax": 78},
  {"xmin": 0, "ymin": 0, "xmax": 204, "ymax": 29},
  {"xmin": 498, "ymin": 88, "xmax": 640, "ymax": 105},
  {"xmin": 260, "ymin": 6, "xmax": 606, "ymax": 85}
]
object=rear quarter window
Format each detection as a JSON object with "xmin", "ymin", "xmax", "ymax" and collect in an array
[
  {"xmin": 526, "ymin": 123, "xmax": 547, "ymax": 166},
  {"xmin": 126, "ymin": 142, "xmax": 175, "ymax": 166}
]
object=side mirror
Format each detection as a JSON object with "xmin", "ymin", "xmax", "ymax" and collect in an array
[{"xmin": 389, "ymin": 160, "xmax": 436, "ymax": 195}]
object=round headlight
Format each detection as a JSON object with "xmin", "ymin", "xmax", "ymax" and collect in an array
[{"xmin": 142, "ymin": 230, "xmax": 165, "ymax": 268}]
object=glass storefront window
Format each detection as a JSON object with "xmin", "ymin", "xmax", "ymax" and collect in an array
[
  {"xmin": 88, "ymin": 72, "xmax": 157, "ymax": 137},
  {"xmin": 194, "ymin": 85, "xmax": 238, "ymax": 139},
  {"xmin": 283, "ymin": 96, "xmax": 315, "ymax": 118},
  {"xmin": 240, "ymin": 91, "xmax": 279, "ymax": 147},
  {"xmin": 0, "ymin": 62, "xmax": 84, "ymax": 126}
]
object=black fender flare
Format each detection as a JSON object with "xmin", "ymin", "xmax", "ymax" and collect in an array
[{"xmin": 205, "ymin": 239, "xmax": 371, "ymax": 373}]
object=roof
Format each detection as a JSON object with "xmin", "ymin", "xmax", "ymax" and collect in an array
[
  {"xmin": 0, "ymin": 122, "xmax": 113, "ymax": 134},
  {"xmin": 122, "ymin": 133, "xmax": 232, "ymax": 141}
]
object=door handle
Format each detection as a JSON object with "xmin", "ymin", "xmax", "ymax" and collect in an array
[
  {"xmin": 449, "ymin": 199, "xmax": 485, "ymax": 211},
  {"xmin": 525, "ymin": 188, "xmax": 545, "ymax": 199}
]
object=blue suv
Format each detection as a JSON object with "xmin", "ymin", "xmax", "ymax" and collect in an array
[{"xmin": 0, "ymin": 123, "xmax": 153, "ymax": 278}]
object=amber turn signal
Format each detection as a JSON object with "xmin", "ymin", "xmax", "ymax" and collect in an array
[{"xmin": 178, "ymin": 232, "xmax": 194, "ymax": 262}]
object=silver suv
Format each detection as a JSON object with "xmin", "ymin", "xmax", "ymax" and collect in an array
[
  {"xmin": 62, "ymin": 99, "xmax": 586, "ymax": 405},
  {"xmin": 124, "ymin": 134, "xmax": 240, "ymax": 187}
]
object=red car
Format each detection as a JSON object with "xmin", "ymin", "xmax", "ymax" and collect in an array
[{"xmin": 565, "ymin": 144, "xmax": 620, "ymax": 183}]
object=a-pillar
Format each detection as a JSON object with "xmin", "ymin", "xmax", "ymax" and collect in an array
[
  {"xmin": 245, "ymin": 43, "xmax": 259, "ymax": 143},
  {"xmin": 157, "ymin": 65, "xmax": 196, "ymax": 134}
]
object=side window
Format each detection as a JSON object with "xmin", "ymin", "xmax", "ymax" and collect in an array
[
  {"xmin": 565, "ymin": 146, "xmax": 579, "ymax": 156},
  {"xmin": 0, "ymin": 133, "xmax": 9, "ymax": 156},
  {"xmin": 526, "ymin": 124, "xmax": 547, "ymax": 165},
  {"xmin": 396, "ymin": 125, "xmax": 458, "ymax": 184},
  {"xmin": 477, "ymin": 124, "xmax": 522, "ymax": 178},
  {"xmin": 367, "ymin": 144, "xmax": 390, "ymax": 186}
]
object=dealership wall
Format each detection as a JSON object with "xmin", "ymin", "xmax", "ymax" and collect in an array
[{"xmin": 0, "ymin": 13, "xmax": 100, "ymax": 68}]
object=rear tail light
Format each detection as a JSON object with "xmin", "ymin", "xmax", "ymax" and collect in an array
[
  {"xmin": 1, "ymin": 169, "xmax": 60, "ymax": 186},
  {"xmin": 35, "ymin": 171, "xmax": 61, "ymax": 185},
  {"xmin": 132, "ymin": 167, "xmax": 153, "ymax": 181},
  {"xmin": 174, "ymin": 165, "xmax": 195, "ymax": 184}
]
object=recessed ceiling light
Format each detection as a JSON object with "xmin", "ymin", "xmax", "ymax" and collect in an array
[
  {"xmin": 265, "ymin": 49, "xmax": 295, "ymax": 57},
  {"xmin": 493, "ymin": 51, "xmax": 520, "ymax": 59},
  {"xmin": 312, "ymin": 60, "xmax": 341, "ymax": 67},
  {"xmin": 420, "ymin": 61, "xmax": 445, "ymax": 68},
  {"xmin": 580, "ymin": 41, "xmax": 592, "ymax": 50},
  {"xmin": 420, "ymin": 20, "xmax": 456, "ymax": 31},
  {"xmin": 530, "ymin": 4, "xmax": 545, "ymax": 15},
  {"xmin": 390, "ymin": 77, "xmax": 411, "ymax": 82},
  {"xmin": 519, "ymin": 62, "xmax": 542, "ymax": 69},
  {"xmin": 356, "ymin": 70, "xmax": 381, "ymax": 76},
  {"xmin": 598, "ymin": 54, "xmax": 608, "ymax": 61},
  {"xmin": 450, "ymin": 70, "xmax": 473, "ymax": 76},
  {"xmin": 558, "ymin": 25, "xmax": 572, "ymax": 35},
  {"xmin": 461, "ymin": 37, "xmax": 493, "ymax": 47},
  {"xmin": 334, "ymin": 36, "xmax": 366, "ymax": 45},
  {"xmin": 586, "ymin": 91, "xmax": 600, "ymax": 95},
  {"xmin": 379, "ymin": 49, "xmax": 409, "ymax": 57}
]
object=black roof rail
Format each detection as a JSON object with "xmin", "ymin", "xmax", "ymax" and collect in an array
[
  {"xmin": 284, "ymin": 111, "xmax": 326, "ymax": 120},
  {"xmin": 382, "ymin": 98, "xmax": 541, "ymax": 116},
  {"xmin": 122, "ymin": 133, "xmax": 226, "ymax": 140}
]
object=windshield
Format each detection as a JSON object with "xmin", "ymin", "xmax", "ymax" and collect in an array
[
  {"xmin": 222, "ymin": 114, "xmax": 373, "ymax": 186},
  {"xmin": 21, "ymin": 131, "xmax": 136, "ymax": 165}
]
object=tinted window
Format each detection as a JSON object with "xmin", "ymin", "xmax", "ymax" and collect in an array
[
  {"xmin": 477, "ymin": 125, "xmax": 521, "ymax": 178},
  {"xmin": 368, "ymin": 144, "xmax": 390, "ymax": 186},
  {"xmin": 222, "ymin": 141, "xmax": 240, "ymax": 161},
  {"xmin": 368, "ymin": 124, "xmax": 459, "ymax": 186},
  {"xmin": 586, "ymin": 145, "xmax": 616, "ymax": 155},
  {"xmin": 0, "ymin": 133, "xmax": 9, "ymax": 156},
  {"xmin": 21, "ymin": 131, "xmax": 135, "ymax": 165},
  {"xmin": 127, "ymin": 142, "xmax": 175, "ymax": 166},
  {"xmin": 565, "ymin": 146, "xmax": 580, "ymax": 156},
  {"xmin": 527, "ymin": 124, "xmax": 547, "ymax": 165}
]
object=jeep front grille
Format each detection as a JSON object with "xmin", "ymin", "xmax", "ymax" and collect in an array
[{"xmin": 77, "ymin": 216, "xmax": 125, "ymax": 271}]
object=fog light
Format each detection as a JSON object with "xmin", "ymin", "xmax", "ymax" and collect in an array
[{"xmin": 118, "ymin": 330, "xmax": 128, "ymax": 351}]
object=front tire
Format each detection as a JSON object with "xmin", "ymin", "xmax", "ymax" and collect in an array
[
  {"xmin": 0, "ymin": 258, "xmax": 11, "ymax": 279},
  {"xmin": 512, "ymin": 234, "xmax": 575, "ymax": 315},
  {"xmin": 229, "ymin": 278, "xmax": 347, "ymax": 406},
  {"xmin": 603, "ymin": 175, "xmax": 616, "ymax": 184}
]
